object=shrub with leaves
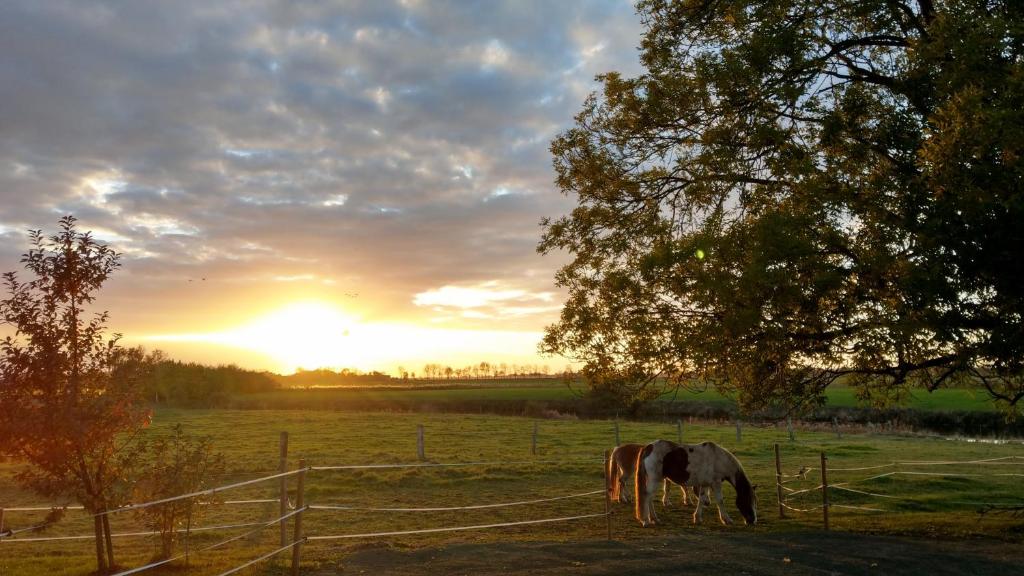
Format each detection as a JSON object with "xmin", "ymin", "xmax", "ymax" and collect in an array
[{"xmin": 132, "ymin": 424, "xmax": 226, "ymax": 560}]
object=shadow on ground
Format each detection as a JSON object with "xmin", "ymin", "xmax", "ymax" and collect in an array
[{"xmin": 313, "ymin": 530, "xmax": 1024, "ymax": 575}]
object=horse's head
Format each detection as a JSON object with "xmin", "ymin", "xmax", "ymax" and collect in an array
[{"xmin": 739, "ymin": 483, "xmax": 759, "ymax": 526}]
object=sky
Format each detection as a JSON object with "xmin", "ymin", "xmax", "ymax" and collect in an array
[{"xmin": 0, "ymin": 0, "xmax": 645, "ymax": 375}]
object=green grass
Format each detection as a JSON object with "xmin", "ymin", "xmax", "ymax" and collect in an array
[
  {"xmin": 1, "ymin": 409, "xmax": 1021, "ymax": 575},
  {"xmin": 237, "ymin": 382, "xmax": 1000, "ymax": 413}
]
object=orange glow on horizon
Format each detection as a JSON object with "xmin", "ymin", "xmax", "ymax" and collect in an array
[{"xmin": 142, "ymin": 300, "xmax": 554, "ymax": 375}]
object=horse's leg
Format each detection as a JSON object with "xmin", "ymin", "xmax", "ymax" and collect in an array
[
  {"xmin": 692, "ymin": 486, "xmax": 705, "ymax": 524},
  {"xmin": 645, "ymin": 468, "xmax": 660, "ymax": 525},
  {"xmin": 713, "ymin": 482, "xmax": 734, "ymax": 525},
  {"xmin": 621, "ymin": 473, "xmax": 631, "ymax": 504},
  {"xmin": 680, "ymin": 483, "xmax": 689, "ymax": 507},
  {"xmin": 660, "ymin": 479, "xmax": 669, "ymax": 507}
]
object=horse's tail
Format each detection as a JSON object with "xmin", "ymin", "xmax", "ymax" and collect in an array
[
  {"xmin": 607, "ymin": 448, "xmax": 620, "ymax": 501},
  {"xmin": 634, "ymin": 443, "xmax": 654, "ymax": 522}
]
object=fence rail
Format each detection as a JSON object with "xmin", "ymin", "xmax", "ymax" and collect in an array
[
  {"xmin": 775, "ymin": 446, "xmax": 1024, "ymax": 529},
  {"xmin": 2, "ymin": 436, "xmax": 611, "ymax": 576}
]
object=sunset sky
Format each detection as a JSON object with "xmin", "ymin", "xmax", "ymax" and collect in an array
[{"xmin": 0, "ymin": 1, "xmax": 645, "ymax": 374}]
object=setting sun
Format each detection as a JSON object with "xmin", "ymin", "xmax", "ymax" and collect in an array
[{"xmin": 218, "ymin": 302, "xmax": 359, "ymax": 372}]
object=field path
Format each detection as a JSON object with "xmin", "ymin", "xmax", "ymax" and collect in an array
[{"xmin": 315, "ymin": 530, "xmax": 1024, "ymax": 575}]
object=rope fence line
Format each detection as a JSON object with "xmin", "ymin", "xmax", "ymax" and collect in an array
[
  {"xmin": 310, "ymin": 489, "xmax": 604, "ymax": 513},
  {"xmin": 310, "ymin": 456, "xmax": 604, "ymax": 471},
  {"xmin": 5, "ymin": 498, "xmax": 280, "ymax": 514},
  {"xmin": 3, "ymin": 453, "xmax": 613, "ymax": 576},
  {"xmin": 306, "ymin": 512, "xmax": 609, "ymax": 541},
  {"xmin": 214, "ymin": 540, "xmax": 303, "ymax": 576},
  {"xmin": 776, "ymin": 448, "xmax": 1024, "ymax": 529},
  {"xmin": 93, "ymin": 467, "xmax": 310, "ymax": 518},
  {"xmin": 109, "ymin": 507, "xmax": 307, "ymax": 576}
]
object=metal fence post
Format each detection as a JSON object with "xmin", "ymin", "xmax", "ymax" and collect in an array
[
  {"xmin": 774, "ymin": 443, "xmax": 785, "ymax": 519},
  {"xmin": 820, "ymin": 452, "xmax": 830, "ymax": 531},
  {"xmin": 291, "ymin": 459, "xmax": 306, "ymax": 576}
]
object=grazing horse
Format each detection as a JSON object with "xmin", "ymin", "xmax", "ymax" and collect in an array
[
  {"xmin": 607, "ymin": 443, "xmax": 693, "ymax": 506},
  {"xmin": 635, "ymin": 440, "xmax": 757, "ymax": 526}
]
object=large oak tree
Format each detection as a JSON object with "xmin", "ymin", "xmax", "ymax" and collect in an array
[{"xmin": 540, "ymin": 1, "xmax": 1024, "ymax": 413}]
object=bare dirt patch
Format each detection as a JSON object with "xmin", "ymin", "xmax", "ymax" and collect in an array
[{"xmin": 313, "ymin": 530, "xmax": 1024, "ymax": 575}]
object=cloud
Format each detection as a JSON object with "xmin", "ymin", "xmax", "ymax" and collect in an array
[
  {"xmin": 414, "ymin": 281, "xmax": 558, "ymax": 321},
  {"xmin": 0, "ymin": 0, "xmax": 644, "ymax": 364}
]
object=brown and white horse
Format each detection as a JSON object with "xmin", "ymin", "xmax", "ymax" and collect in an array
[
  {"xmin": 635, "ymin": 440, "xmax": 757, "ymax": 526},
  {"xmin": 607, "ymin": 443, "xmax": 693, "ymax": 506}
]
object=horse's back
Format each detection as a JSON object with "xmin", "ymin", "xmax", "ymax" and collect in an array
[{"xmin": 612, "ymin": 443, "xmax": 644, "ymax": 472}]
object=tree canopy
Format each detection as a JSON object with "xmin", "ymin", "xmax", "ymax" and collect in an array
[
  {"xmin": 0, "ymin": 216, "xmax": 151, "ymax": 572},
  {"xmin": 540, "ymin": 0, "xmax": 1024, "ymax": 413}
]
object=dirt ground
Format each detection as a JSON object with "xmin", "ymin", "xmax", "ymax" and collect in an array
[{"xmin": 312, "ymin": 530, "xmax": 1024, "ymax": 576}]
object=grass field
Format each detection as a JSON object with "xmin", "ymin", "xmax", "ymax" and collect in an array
[
  {"xmin": 233, "ymin": 382, "xmax": 1003, "ymax": 413},
  {"xmin": 1, "ymin": 409, "xmax": 1022, "ymax": 575}
]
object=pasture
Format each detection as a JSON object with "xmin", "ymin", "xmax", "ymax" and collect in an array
[
  {"xmin": 231, "ymin": 382, "xmax": 1002, "ymax": 413},
  {"xmin": 1, "ymin": 409, "xmax": 1022, "ymax": 575}
]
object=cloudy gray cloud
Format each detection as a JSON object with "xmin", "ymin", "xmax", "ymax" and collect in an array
[{"xmin": 0, "ymin": 0, "xmax": 644, "ymax": 363}]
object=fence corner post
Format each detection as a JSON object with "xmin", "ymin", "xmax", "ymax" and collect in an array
[
  {"xmin": 774, "ymin": 443, "xmax": 785, "ymax": 519},
  {"xmin": 604, "ymin": 449, "xmax": 612, "ymax": 541},
  {"xmin": 820, "ymin": 451, "xmax": 830, "ymax": 531},
  {"xmin": 291, "ymin": 458, "xmax": 306, "ymax": 576},
  {"xmin": 279, "ymin": 431, "xmax": 289, "ymax": 547}
]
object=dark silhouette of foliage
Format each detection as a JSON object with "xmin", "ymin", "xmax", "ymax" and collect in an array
[
  {"xmin": 0, "ymin": 216, "xmax": 150, "ymax": 573},
  {"xmin": 143, "ymin": 360, "xmax": 278, "ymax": 406},
  {"xmin": 541, "ymin": 1, "xmax": 1024, "ymax": 414}
]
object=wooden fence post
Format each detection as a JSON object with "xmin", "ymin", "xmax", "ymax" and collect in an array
[
  {"xmin": 0, "ymin": 507, "xmax": 6, "ymax": 538},
  {"xmin": 604, "ymin": 449, "xmax": 612, "ymax": 541},
  {"xmin": 820, "ymin": 452, "xmax": 830, "ymax": 531},
  {"xmin": 279, "ymin": 431, "xmax": 289, "ymax": 547},
  {"xmin": 787, "ymin": 417, "xmax": 795, "ymax": 442},
  {"xmin": 832, "ymin": 417, "xmax": 841, "ymax": 439},
  {"xmin": 677, "ymin": 419, "xmax": 683, "ymax": 445},
  {"xmin": 614, "ymin": 421, "xmax": 620, "ymax": 447},
  {"xmin": 291, "ymin": 459, "xmax": 306, "ymax": 576},
  {"xmin": 774, "ymin": 443, "xmax": 785, "ymax": 519},
  {"xmin": 417, "ymin": 425, "xmax": 425, "ymax": 461},
  {"xmin": 735, "ymin": 419, "xmax": 742, "ymax": 443},
  {"xmin": 531, "ymin": 422, "xmax": 538, "ymax": 455}
]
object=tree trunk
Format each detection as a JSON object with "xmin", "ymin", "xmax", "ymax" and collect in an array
[
  {"xmin": 92, "ymin": 515, "xmax": 108, "ymax": 574},
  {"xmin": 102, "ymin": 512, "xmax": 115, "ymax": 571}
]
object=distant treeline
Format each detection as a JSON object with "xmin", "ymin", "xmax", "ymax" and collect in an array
[
  {"xmin": 274, "ymin": 366, "xmax": 565, "ymax": 387},
  {"xmin": 141, "ymin": 361, "xmax": 567, "ymax": 407},
  {"xmin": 274, "ymin": 368, "xmax": 394, "ymax": 387},
  {"xmin": 145, "ymin": 360, "xmax": 279, "ymax": 407}
]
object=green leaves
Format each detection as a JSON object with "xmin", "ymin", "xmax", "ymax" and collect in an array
[{"xmin": 542, "ymin": 0, "xmax": 1024, "ymax": 414}]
